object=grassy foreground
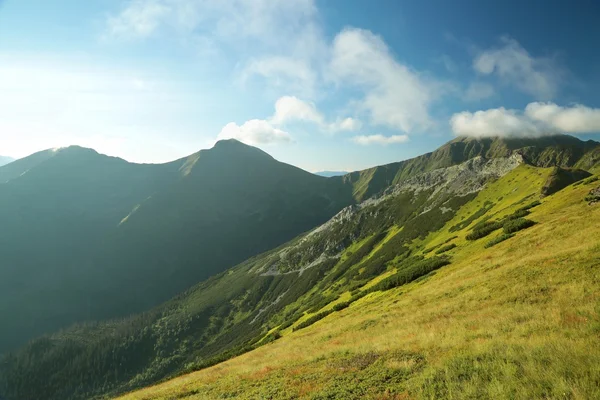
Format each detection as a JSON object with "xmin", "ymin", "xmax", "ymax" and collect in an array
[{"xmin": 117, "ymin": 171, "xmax": 600, "ymax": 400}]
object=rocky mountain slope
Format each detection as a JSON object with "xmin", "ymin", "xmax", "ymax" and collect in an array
[{"xmin": 339, "ymin": 134, "xmax": 600, "ymax": 201}]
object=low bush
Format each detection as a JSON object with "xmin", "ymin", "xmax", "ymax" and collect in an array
[
  {"xmin": 435, "ymin": 243, "xmax": 457, "ymax": 254},
  {"xmin": 503, "ymin": 208, "xmax": 530, "ymax": 221},
  {"xmin": 370, "ymin": 256, "xmax": 451, "ymax": 293},
  {"xmin": 332, "ymin": 301, "xmax": 351, "ymax": 311},
  {"xmin": 484, "ymin": 233, "xmax": 515, "ymax": 248},
  {"xmin": 293, "ymin": 310, "xmax": 334, "ymax": 331},
  {"xmin": 503, "ymin": 218, "xmax": 536, "ymax": 234},
  {"xmin": 466, "ymin": 221, "xmax": 503, "ymax": 240},
  {"xmin": 518, "ymin": 200, "xmax": 541, "ymax": 212}
]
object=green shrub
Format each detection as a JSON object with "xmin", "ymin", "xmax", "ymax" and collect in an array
[
  {"xmin": 293, "ymin": 310, "xmax": 334, "ymax": 331},
  {"xmin": 349, "ymin": 291, "xmax": 368, "ymax": 303},
  {"xmin": 584, "ymin": 176, "xmax": 599, "ymax": 185},
  {"xmin": 449, "ymin": 201, "xmax": 495, "ymax": 233},
  {"xmin": 503, "ymin": 218, "xmax": 536, "ymax": 234},
  {"xmin": 435, "ymin": 243, "xmax": 457, "ymax": 254},
  {"xmin": 466, "ymin": 221, "xmax": 503, "ymax": 240},
  {"xmin": 518, "ymin": 200, "xmax": 541, "ymax": 212},
  {"xmin": 370, "ymin": 256, "xmax": 451, "ymax": 292},
  {"xmin": 484, "ymin": 233, "xmax": 515, "ymax": 248},
  {"xmin": 332, "ymin": 301, "xmax": 351, "ymax": 311},
  {"xmin": 503, "ymin": 208, "xmax": 530, "ymax": 221}
]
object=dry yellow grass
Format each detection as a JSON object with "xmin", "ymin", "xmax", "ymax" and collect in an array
[{"xmin": 117, "ymin": 170, "xmax": 600, "ymax": 400}]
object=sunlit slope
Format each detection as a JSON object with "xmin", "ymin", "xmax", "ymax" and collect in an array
[{"xmin": 118, "ymin": 167, "xmax": 600, "ymax": 400}]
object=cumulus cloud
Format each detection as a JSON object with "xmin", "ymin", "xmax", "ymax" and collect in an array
[
  {"xmin": 464, "ymin": 82, "xmax": 495, "ymax": 101},
  {"xmin": 351, "ymin": 134, "xmax": 410, "ymax": 145},
  {"xmin": 450, "ymin": 108, "xmax": 544, "ymax": 138},
  {"xmin": 525, "ymin": 102, "xmax": 600, "ymax": 133},
  {"xmin": 330, "ymin": 28, "xmax": 441, "ymax": 133},
  {"xmin": 270, "ymin": 96, "xmax": 360, "ymax": 133},
  {"xmin": 215, "ymin": 96, "xmax": 360, "ymax": 146},
  {"xmin": 473, "ymin": 37, "xmax": 561, "ymax": 100},
  {"xmin": 216, "ymin": 119, "xmax": 292, "ymax": 145},
  {"xmin": 451, "ymin": 102, "xmax": 600, "ymax": 138},
  {"xmin": 271, "ymin": 96, "xmax": 323, "ymax": 125}
]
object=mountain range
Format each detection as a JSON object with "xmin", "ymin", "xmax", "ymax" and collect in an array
[
  {"xmin": 0, "ymin": 134, "xmax": 599, "ymax": 400},
  {"xmin": 315, "ymin": 170, "xmax": 349, "ymax": 177}
]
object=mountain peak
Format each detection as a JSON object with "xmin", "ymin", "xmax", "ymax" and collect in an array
[{"xmin": 211, "ymin": 139, "xmax": 271, "ymax": 157}]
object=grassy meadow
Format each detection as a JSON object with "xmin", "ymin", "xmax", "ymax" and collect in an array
[{"xmin": 116, "ymin": 166, "xmax": 600, "ymax": 400}]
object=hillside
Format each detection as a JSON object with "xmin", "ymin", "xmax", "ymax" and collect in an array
[
  {"xmin": 1, "ymin": 135, "xmax": 599, "ymax": 400},
  {"xmin": 0, "ymin": 140, "xmax": 354, "ymax": 353},
  {"xmin": 4, "ymin": 133, "xmax": 600, "ymax": 399},
  {"xmin": 116, "ymin": 168, "xmax": 600, "ymax": 400}
]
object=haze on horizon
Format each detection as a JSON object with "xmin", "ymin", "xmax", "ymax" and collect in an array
[{"xmin": 1, "ymin": 0, "xmax": 600, "ymax": 172}]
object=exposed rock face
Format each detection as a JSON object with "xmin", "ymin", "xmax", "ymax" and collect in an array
[
  {"xmin": 586, "ymin": 186, "xmax": 600, "ymax": 205},
  {"xmin": 257, "ymin": 155, "xmax": 523, "ymax": 276}
]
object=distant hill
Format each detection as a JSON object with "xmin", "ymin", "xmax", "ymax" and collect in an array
[
  {"xmin": 3, "ymin": 134, "xmax": 600, "ymax": 400},
  {"xmin": 0, "ymin": 156, "xmax": 14, "ymax": 167},
  {"xmin": 0, "ymin": 140, "xmax": 355, "ymax": 353},
  {"xmin": 315, "ymin": 170, "xmax": 349, "ymax": 177}
]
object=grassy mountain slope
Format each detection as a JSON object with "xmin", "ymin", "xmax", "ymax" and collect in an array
[
  {"xmin": 0, "ymin": 141, "xmax": 354, "ymax": 353},
  {"xmin": 117, "ymin": 166, "xmax": 600, "ymax": 400},
  {"xmin": 0, "ymin": 153, "xmax": 554, "ymax": 400}
]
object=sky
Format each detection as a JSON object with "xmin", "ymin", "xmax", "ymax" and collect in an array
[{"xmin": 1, "ymin": 0, "xmax": 600, "ymax": 172}]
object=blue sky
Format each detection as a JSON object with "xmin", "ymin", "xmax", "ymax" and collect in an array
[{"xmin": 1, "ymin": 0, "xmax": 599, "ymax": 172}]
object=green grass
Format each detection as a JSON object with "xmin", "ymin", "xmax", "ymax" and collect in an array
[{"xmin": 117, "ymin": 164, "xmax": 600, "ymax": 400}]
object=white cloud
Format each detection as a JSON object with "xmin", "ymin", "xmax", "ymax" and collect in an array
[
  {"xmin": 525, "ymin": 102, "xmax": 600, "ymax": 133},
  {"xmin": 270, "ymin": 96, "xmax": 360, "ymax": 133},
  {"xmin": 450, "ymin": 108, "xmax": 545, "ymax": 138},
  {"xmin": 331, "ymin": 117, "xmax": 362, "ymax": 132},
  {"xmin": 216, "ymin": 119, "xmax": 292, "ymax": 145},
  {"xmin": 271, "ymin": 96, "xmax": 323, "ymax": 125},
  {"xmin": 330, "ymin": 28, "xmax": 440, "ymax": 133},
  {"xmin": 464, "ymin": 82, "xmax": 495, "ymax": 101},
  {"xmin": 451, "ymin": 102, "xmax": 600, "ymax": 138},
  {"xmin": 474, "ymin": 37, "xmax": 561, "ymax": 100},
  {"xmin": 351, "ymin": 134, "xmax": 410, "ymax": 145}
]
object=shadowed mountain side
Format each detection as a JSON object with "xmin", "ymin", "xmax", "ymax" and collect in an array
[
  {"xmin": 91, "ymin": 139, "xmax": 355, "ymax": 318},
  {"xmin": 0, "ymin": 141, "xmax": 354, "ymax": 353}
]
